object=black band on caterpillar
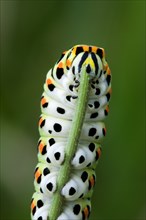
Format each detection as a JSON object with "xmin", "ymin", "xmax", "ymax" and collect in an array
[{"xmin": 31, "ymin": 45, "xmax": 111, "ymax": 220}]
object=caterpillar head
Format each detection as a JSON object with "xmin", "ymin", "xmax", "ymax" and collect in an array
[
  {"xmin": 71, "ymin": 52, "xmax": 103, "ymax": 80},
  {"xmin": 63, "ymin": 45, "xmax": 106, "ymax": 80}
]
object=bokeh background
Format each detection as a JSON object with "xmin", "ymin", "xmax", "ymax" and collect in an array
[{"xmin": 1, "ymin": 1, "xmax": 145, "ymax": 220}]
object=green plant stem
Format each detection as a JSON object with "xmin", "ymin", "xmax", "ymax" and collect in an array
[{"xmin": 49, "ymin": 68, "xmax": 90, "ymax": 220}]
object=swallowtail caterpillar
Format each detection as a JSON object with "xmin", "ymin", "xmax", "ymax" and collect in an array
[{"xmin": 31, "ymin": 45, "xmax": 112, "ymax": 220}]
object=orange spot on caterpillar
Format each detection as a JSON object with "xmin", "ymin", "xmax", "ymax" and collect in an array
[
  {"xmin": 41, "ymin": 97, "xmax": 47, "ymax": 106},
  {"xmin": 92, "ymin": 46, "xmax": 98, "ymax": 53},
  {"xmin": 82, "ymin": 45, "xmax": 89, "ymax": 51},
  {"xmin": 38, "ymin": 117, "xmax": 43, "ymax": 126},
  {"xmin": 89, "ymin": 175, "xmax": 95, "ymax": 188},
  {"xmin": 31, "ymin": 200, "xmax": 35, "ymax": 210},
  {"xmin": 39, "ymin": 141, "xmax": 45, "ymax": 153},
  {"xmin": 58, "ymin": 62, "xmax": 63, "ymax": 68},
  {"xmin": 105, "ymin": 105, "xmax": 109, "ymax": 113},
  {"xmin": 46, "ymin": 78, "xmax": 53, "ymax": 85},
  {"xmin": 66, "ymin": 59, "xmax": 71, "ymax": 67},
  {"xmin": 97, "ymin": 147, "xmax": 102, "ymax": 158},
  {"xmin": 83, "ymin": 207, "xmax": 89, "ymax": 218},
  {"xmin": 35, "ymin": 169, "xmax": 41, "ymax": 181},
  {"xmin": 107, "ymin": 67, "xmax": 111, "ymax": 75}
]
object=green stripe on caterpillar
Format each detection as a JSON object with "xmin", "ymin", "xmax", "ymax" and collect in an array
[{"xmin": 31, "ymin": 45, "xmax": 111, "ymax": 220}]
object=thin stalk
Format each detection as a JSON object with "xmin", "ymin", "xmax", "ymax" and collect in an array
[{"xmin": 49, "ymin": 68, "xmax": 90, "ymax": 220}]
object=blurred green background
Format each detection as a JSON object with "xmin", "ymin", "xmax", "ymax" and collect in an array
[{"xmin": 1, "ymin": 1, "xmax": 145, "ymax": 220}]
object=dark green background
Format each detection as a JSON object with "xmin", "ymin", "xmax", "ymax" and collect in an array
[{"xmin": 1, "ymin": 1, "xmax": 145, "ymax": 220}]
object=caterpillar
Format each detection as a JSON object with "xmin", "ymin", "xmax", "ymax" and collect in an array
[{"xmin": 31, "ymin": 45, "xmax": 111, "ymax": 220}]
